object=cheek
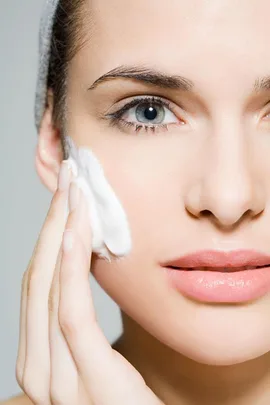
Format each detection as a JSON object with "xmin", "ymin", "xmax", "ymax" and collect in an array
[
  {"xmin": 91, "ymin": 255, "xmax": 147, "ymax": 313},
  {"xmin": 91, "ymin": 252, "xmax": 167, "ymax": 323},
  {"xmin": 97, "ymin": 151, "xmax": 164, "ymax": 251}
]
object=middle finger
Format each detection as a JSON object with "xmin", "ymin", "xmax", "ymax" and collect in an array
[{"xmin": 48, "ymin": 182, "xmax": 85, "ymax": 405}]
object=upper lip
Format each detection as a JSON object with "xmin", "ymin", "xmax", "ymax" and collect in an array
[{"xmin": 162, "ymin": 249, "xmax": 270, "ymax": 271}]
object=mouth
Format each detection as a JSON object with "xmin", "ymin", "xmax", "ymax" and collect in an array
[
  {"xmin": 167, "ymin": 264, "xmax": 270, "ymax": 272},
  {"xmin": 163, "ymin": 250, "xmax": 270, "ymax": 303}
]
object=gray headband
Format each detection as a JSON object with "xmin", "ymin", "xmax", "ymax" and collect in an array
[{"xmin": 34, "ymin": 0, "xmax": 59, "ymax": 132}]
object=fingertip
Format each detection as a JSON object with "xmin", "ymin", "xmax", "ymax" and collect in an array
[
  {"xmin": 58, "ymin": 160, "xmax": 72, "ymax": 192},
  {"xmin": 62, "ymin": 229, "xmax": 74, "ymax": 254}
]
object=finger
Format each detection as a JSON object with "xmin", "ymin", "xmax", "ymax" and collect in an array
[
  {"xmin": 23, "ymin": 161, "xmax": 71, "ymax": 404},
  {"xmin": 49, "ymin": 181, "xmax": 92, "ymax": 405},
  {"xmin": 59, "ymin": 187, "xmax": 160, "ymax": 404},
  {"xmin": 16, "ymin": 235, "xmax": 40, "ymax": 386},
  {"xmin": 16, "ymin": 269, "xmax": 29, "ymax": 386},
  {"xmin": 49, "ymin": 227, "xmax": 79, "ymax": 403}
]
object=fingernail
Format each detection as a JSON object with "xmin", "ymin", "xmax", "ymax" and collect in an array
[
  {"xmin": 58, "ymin": 161, "xmax": 70, "ymax": 191},
  {"xmin": 69, "ymin": 182, "xmax": 81, "ymax": 212},
  {"xmin": 63, "ymin": 230, "xmax": 73, "ymax": 252}
]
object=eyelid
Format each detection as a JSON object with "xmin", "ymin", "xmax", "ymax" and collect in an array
[
  {"xmin": 263, "ymin": 100, "xmax": 270, "ymax": 113},
  {"xmin": 258, "ymin": 100, "xmax": 270, "ymax": 121},
  {"xmin": 104, "ymin": 95, "xmax": 185, "ymax": 121}
]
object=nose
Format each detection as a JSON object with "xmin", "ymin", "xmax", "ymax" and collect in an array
[{"xmin": 184, "ymin": 131, "xmax": 265, "ymax": 229}]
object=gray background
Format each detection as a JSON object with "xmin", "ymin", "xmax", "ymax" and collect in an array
[{"xmin": 0, "ymin": 1, "xmax": 122, "ymax": 400}]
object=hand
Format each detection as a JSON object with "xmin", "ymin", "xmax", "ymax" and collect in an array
[{"xmin": 16, "ymin": 160, "xmax": 164, "ymax": 405}]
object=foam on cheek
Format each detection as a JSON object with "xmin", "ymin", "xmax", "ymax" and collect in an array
[{"xmin": 64, "ymin": 136, "xmax": 132, "ymax": 262}]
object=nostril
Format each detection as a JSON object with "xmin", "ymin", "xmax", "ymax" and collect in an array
[{"xmin": 200, "ymin": 210, "xmax": 212, "ymax": 217}]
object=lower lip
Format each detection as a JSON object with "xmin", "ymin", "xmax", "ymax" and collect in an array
[{"xmin": 165, "ymin": 267, "xmax": 270, "ymax": 303}]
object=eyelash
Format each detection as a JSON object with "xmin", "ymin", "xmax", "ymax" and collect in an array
[{"xmin": 103, "ymin": 96, "xmax": 181, "ymax": 134}]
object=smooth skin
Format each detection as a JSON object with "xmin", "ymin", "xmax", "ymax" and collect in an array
[{"xmin": 5, "ymin": 0, "xmax": 270, "ymax": 403}]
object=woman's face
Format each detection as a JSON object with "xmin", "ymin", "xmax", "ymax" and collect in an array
[{"xmin": 63, "ymin": 0, "xmax": 270, "ymax": 365}]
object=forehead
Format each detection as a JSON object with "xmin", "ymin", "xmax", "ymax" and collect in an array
[
  {"xmin": 73, "ymin": 0, "xmax": 270, "ymax": 99},
  {"xmin": 85, "ymin": 0, "xmax": 270, "ymax": 53}
]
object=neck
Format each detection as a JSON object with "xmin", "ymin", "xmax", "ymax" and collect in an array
[{"xmin": 115, "ymin": 312, "xmax": 270, "ymax": 405}]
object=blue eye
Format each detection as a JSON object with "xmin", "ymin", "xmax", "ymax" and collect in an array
[
  {"xmin": 124, "ymin": 101, "xmax": 178, "ymax": 126},
  {"xmin": 104, "ymin": 96, "xmax": 183, "ymax": 134}
]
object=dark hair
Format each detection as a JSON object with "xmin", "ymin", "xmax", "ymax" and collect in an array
[{"xmin": 47, "ymin": 0, "xmax": 88, "ymax": 134}]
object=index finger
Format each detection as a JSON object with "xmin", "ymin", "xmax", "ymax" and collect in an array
[
  {"xmin": 17, "ymin": 161, "xmax": 72, "ymax": 395},
  {"xmin": 28, "ymin": 160, "xmax": 72, "ymax": 288}
]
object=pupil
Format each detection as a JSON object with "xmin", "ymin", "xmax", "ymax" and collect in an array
[
  {"xmin": 144, "ymin": 106, "xmax": 157, "ymax": 120},
  {"xmin": 135, "ymin": 102, "xmax": 165, "ymax": 124}
]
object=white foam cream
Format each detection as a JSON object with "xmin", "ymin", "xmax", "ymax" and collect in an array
[{"xmin": 64, "ymin": 136, "xmax": 132, "ymax": 261}]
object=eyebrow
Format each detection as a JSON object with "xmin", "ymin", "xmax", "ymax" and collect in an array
[
  {"xmin": 253, "ymin": 76, "xmax": 270, "ymax": 92},
  {"xmin": 88, "ymin": 65, "xmax": 270, "ymax": 94},
  {"xmin": 88, "ymin": 65, "xmax": 194, "ymax": 91}
]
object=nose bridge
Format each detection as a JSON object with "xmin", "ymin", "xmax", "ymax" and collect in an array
[{"xmin": 186, "ymin": 119, "xmax": 264, "ymax": 227}]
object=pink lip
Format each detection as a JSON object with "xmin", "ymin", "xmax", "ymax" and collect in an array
[
  {"xmin": 162, "ymin": 249, "xmax": 270, "ymax": 269},
  {"xmin": 162, "ymin": 250, "xmax": 270, "ymax": 303}
]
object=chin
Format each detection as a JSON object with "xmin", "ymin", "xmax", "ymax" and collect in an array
[
  {"xmin": 130, "ymin": 296, "xmax": 270, "ymax": 367},
  {"xmin": 139, "ymin": 295, "xmax": 270, "ymax": 366}
]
